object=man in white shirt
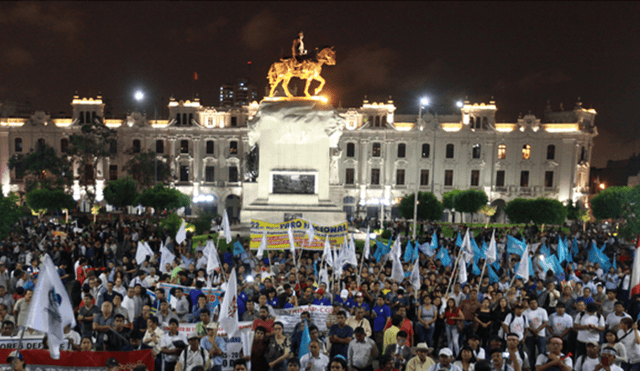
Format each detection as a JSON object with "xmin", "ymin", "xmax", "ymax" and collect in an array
[
  {"xmin": 122, "ymin": 286, "xmax": 137, "ymax": 324},
  {"xmin": 598, "ymin": 347, "xmax": 624, "ymax": 371},
  {"xmin": 574, "ymin": 341, "xmax": 601, "ymax": 371},
  {"xmin": 301, "ymin": 340, "xmax": 329, "ymax": 371},
  {"xmin": 160, "ymin": 318, "xmax": 188, "ymax": 371},
  {"xmin": 534, "ymin": 337, "xmax": 572, "ymax": 371},
  {"xmin": 575, "ymin": 303, "xmax": 605, "ymax": 361},
  {"xmin": 524, "ymin": 297, "xmax": 548, "ymax": 370},
  {"xmin": 605, "ymin": 301, "xmax": 631, "ymax": 333},
  {"xmin": 546, "ymin": 303, "xmax": 572, "ymax": 353},
  {"xmin": 175, "ymin": 333, "xmax": 209, "ymax": 371},
  {"xmin": 502, "ymin": 305, "xmax": 528, "ymax": 342}
]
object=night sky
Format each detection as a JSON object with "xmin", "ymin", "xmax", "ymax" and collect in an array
[{"xmin": 1, "ymin": 2, "xmax": 639, "ymax": 167}]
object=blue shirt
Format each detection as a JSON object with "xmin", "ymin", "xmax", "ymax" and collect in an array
[
  {"xmin": 200, "ymin": 336, "xmax": 227, "ymax": 366},
  {"xmin": 312, "ymin": 297, "xmax": 331, "ymax": 306},
  {"xmin": 268, "ymin": 297, "xmax": 280, "ymax": 308},
  {"xmin": 329, "ymin": 324, "xmax": 353, "ymax": 359},
  {"xmin": 372, "ymin": 304, "xmax": 391, "ymax": 332}
]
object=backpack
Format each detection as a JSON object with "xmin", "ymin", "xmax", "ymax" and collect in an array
[
  {"xmin": 181, "ymin": 346, "xmax": 206, "ymax": 371},
  {"xmin": 503, "ymin": 313, "xmax": 528, "ymax": 339}
]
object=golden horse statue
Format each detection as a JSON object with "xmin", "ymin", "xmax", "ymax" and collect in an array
[{"xmin": 267, "ymin": 47, "xmax": 336, "ymax": 97}]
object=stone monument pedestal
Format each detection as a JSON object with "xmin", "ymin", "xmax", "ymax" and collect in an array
[{"xmin": 240, "ymin": 98, "xmax": 346, "ymax": 224}]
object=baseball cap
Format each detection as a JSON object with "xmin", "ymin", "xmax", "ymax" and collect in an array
[
  {"xmin": 6, "ymin": 351, "xmax": 23, "ymax": 363},
  {"xmin": 316, "ymin": 288, "xmax": 325, "ymax": 295},
  {"xmin": 105, "ymin": 358, "xmax": 119, "ymax": 368},
  {"xmin": 439, "ymin": 348, "xmax": 453, "ymax": 357},
  {"xmin": 188, "ymin": 332, "xmax": 200, "ymax": 340}
]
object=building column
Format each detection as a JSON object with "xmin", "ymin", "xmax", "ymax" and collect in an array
[{"xmin": 0, "ymin": 131, "xmax": 10, "ymax": 196}]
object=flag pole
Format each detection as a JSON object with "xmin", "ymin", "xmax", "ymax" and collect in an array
[
  {"xmin": 444, "ymin": 247, "xmax": 464, "ymax": 299},
  {"xmin": 478, "ymin": 259, "xmax": 488, "ymax": 288}
]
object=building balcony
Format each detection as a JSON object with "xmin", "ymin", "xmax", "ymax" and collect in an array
[
  {"xmin": 492, "ymin": 186, "xmax": 508, "ymax": 193},
  {"xmin": 544, "ymin": 186, "xmax": 559, "ymax": 194},
  {"xmin": 519, "ymin": 187, "xmax": 532, "ymax": 195}
]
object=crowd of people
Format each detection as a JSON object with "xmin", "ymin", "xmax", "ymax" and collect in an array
[{"xmin": 0, "ymin": 214, "xmax": 639, "ymax": 371}]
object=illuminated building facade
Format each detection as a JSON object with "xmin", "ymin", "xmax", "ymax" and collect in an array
[{"xmin": 0, "ymin": 95, "xmax": 596, "ymax": 222}]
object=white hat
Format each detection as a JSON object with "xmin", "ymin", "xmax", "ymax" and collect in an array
[
  {"xmin": 340, "ymin": 289, "xmax": 349, "ymax": 299},
  {"xmin": 438, "ymin": 348, "xmax": 453, "ymax": 357}
]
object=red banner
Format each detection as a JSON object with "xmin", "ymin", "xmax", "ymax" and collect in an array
[{"xmin": 0, "ymin": 349, "xmax": 154, "ymax": 371}]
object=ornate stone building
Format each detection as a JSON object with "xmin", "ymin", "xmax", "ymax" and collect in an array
[{"xmin": 0, "ymin": 94, "xmax": 597, "ymax": 223}]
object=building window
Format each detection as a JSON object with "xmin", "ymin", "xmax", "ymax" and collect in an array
[
  {"xmin": 37, "ymin": 138, "xmax": 45, "ymax": 149},
  {"xmin": 85, "ymin": 164, "xmax": 94, "ymax": 184},
  {"xmin": 446, "ymin": 144, "xmax": 454, "ymax": 158},
  {"xmin": 14, "ymin": 138, "xmax": 22, "ymax": 153},
  {"xmin": 180, "ymin": 165, "xmax": 189, "ymax": 182},
  {"xmin": 444, "ymin": 170, "xmax": 454, "ymax": 186},
  {"xmin": 545, "ymin": 171, "xmax": 554, "ymax": 187},
  {"xmin": 579, "ymin": 146, "xmax": 586, "ymax": 163},
  {"xmin": 60, "ymin": 138, "xmax": 68, "ymax": 153},
  {"xmin": 396, "ymin": 169, "xmax": 405, "ymax": 185},
  {"xmin": 496, "ymin": 170, "xmax": 505, "ymax": 187},
  {"xmin": 346, "ymin": 143, "xmax": 355, "ymax": 157},
  {"xmin": 498, "ymin": 144, "xmax": 506, "ymax": 159},
  {"xmin": 472, "ymin": 144, "xmax": 481, "ymax": 159},
  {"xmin": 372, "ymin": 143, "xmax": 381, "ymax": 157},
  {"xmin": 371, "ymin": 168, "xmax": 380, "ymax": 185},
  {"xmin": 471, "ymin": 170, "xmax": 480, "ymax": 186},
  {"xmin": 205, "ymin": 166, "xmax": 215, "ymax": 182},
  {"xmin": 231, "ymin": 117, "xmax": 237, "ymax": 126},
  {"xmin": 547, "ymin": 144, "xmax": 555, "ymax": 160},
  {"xmin": 110, "ymin": 140, "xmax": 118, "ymax": 155},
  {"xmin": 520, "ymin": 171, "xmax": 529, "ymax": 187},
  {"xmin": 109, "ymin": 165, "xmax": 118, "ymax": 181},
  {"xmin": 345, "ymin": 169, "xmax": 355, "ymax": 185},
  {"xmin": 522, "ymin": 144, "xmax": 531, "ymax": 160},
  {"xmin": 176, "ymin": 113, "xmax": 181, "ymax": 125},
  {"xmin": 132, "ymin": 139, "xmax": 141, "ymax": 153},
  {"xmin": 180, "ymin": 140, "xmax": 189, "ymax": 154},
  {"xmin": 397, "ymin": 143, "xmax": 406, "ymax": 158},
  {"xmin": 229, "ymin": 141, "xmax": 238, "ymax": 155},
  {"xmin": 229, "ymin": 166, "xmax": 238, "ymax": 182},
  {"xmin": 206, "ymin": 140, "xmax": 214, "ymax": 154},
  {"xmin": 156, "ymin": 140, "xmax": 164, "ymax": 154},
  {"xmin": 421, "ymin": 143, "xmax": 430, "ymax": 158},
  {"xmin": 420, "ymin": 170, "xmax": 429, "ymax": 186}
]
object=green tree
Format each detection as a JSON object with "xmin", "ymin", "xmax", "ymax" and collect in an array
[
  {"xmin": 590, "ymin": 186, "xmax": 629, "ymax": 220},
  {"xmin": 8, "ymin": 144, "xmax": 73, "ymax": 192},
  {"xmin": 504, "ymin": 198, "xmax": 533, "ymax": 224},
  {"xmin": 193, "ymin": 211, "xmax": 217, "ymax": 235},
  {"xmin": 565, "ymin": 200, "xmax": 580, "ymax": 221},
  {"xmin": 454, "ymin": 189, "xmax": 488, "ymax": 218},
  {"xmin": 160, "ymin": 212, "xmax": 184, "ymax": 239},
  {"xmin": 0, "ymin": 193, "xmax": 24, "ymax": 239},
  {"xmin": 442, "ymin": 189, "xmax": 463, "ymax": 210},
  {"xmin": 124, "ymin": 150, "xmax": 173, "ymax": 189},
  {"xmin": 103, "ymin": 176, "xmax": 140, "ymax": 211},
  {"xmin": 530, "ymin": 198, "xmax": 567, "ymax": 225},
  {"xmin": 620, "ymin": 185, "xmax": 640, "ymax": 239},
  {"xmin": 67, "ymin": 118, "xmax": 117, "ymax": 205},
  {"xmin": 398, "ymin": 191, "xmax": 444, "ymax": 221},
  {"xmin": 137, "ymin": 184, "xmax": 191, "ymax": 216},
  {"xmin": 26, "ymin": 188, "xmax": 76, "ymax": 218}
]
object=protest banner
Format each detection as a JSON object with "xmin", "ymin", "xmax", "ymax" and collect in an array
[
  {"xmin": 0, "ymin": 349, "xmax": 154, "ymax": 371},
  {"xmin": 250, "ymin": 219, "xmax": 348, "ymax": 250},
  {"xmin": 273, "ymin": 305, "xmax": 333, "ymax": 335},
  {"xmin": 158, "ymin": 283, "xmax": 224, "ymax": 307},
  {"xmin": 0, "ymin": 338, "xmax": 70, "ymax": 351}
]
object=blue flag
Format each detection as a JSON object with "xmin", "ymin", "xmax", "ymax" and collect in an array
[
  {"xmin": 410, "ymin": 241, "xmax": 419, "ymax": 262},
  {"xmin": 540, "ymin": 244, "xmax": 551, "ymax": 257},
  {"xmin": 233, "ymin": 241, "xmax": 244, "ymax": 256},
  {"xmin": 436, "ymin": 247, "xmax": 451, "ymax": 267},
  {"xmin": 471, "ymin": 237, "xmax": 484, "ymax": 265},
  {"xmin": 431, "ymin": 232, "xmax": 438, "ymax": 251},
  {"xmin": 549, "ymin": 255, "xmax": 563, "ymax": 274},
  {"xmin": 374, "ymin": 240, "xmax": 391, "ymax": 263},
  {"xmin": 471, "ymin": 261, "xmax": 481, "ymax": 275},
  {"xmin": 299, "ymin": 320, "xmax": 311, "ymax": 359},
  {"xmin": 557, "ymin": 238, "xmax": 568, "ymax": 264},
  {"xmin": 491, "ymin": 260, "xmax": 501, "ymax": 272},
  {"xmin": 456, "ymin": 233, "xmax": 463, "ymax": 247},
  {"xmin": 571, "ymin": 237, "xmax": 579, "ymax": 258},
  {"xmin": 588, "ymin": 241, "xmax": 611, "ymax": 272},
  {"xmin": 507, "ymin": 235, "xmax": 526, "ymax": 255},
  {"xmin": 488, "ymin": 265, "xmax": 500, "ymax": 284},
  {"xmin": 539, "ymin": 256, "xmax": 555, "ymax": 273},
  {"xmin": 404, "ymin": 241, "xmax": 414, "ymax": 263}
]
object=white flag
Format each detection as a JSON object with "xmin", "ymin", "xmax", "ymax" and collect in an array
[
  {"xmin": 410, "ymin": 261, "xmax": 421, "ymax": 292},
  {"xmin": 256, "ymin": 231, "xmax": 267, "ymax": 259},
  {"xmin": 135, "ymin": 241, "xmax": 153, "ymax": 266},
  {"xmin": 324, "ymin": 236, "xmax": 334, "ymax": 266},
  {"xmin": 363, "ymin": 226, "xmax": 371, "ymax": 259},
  {"xmin": 346, "ymin": 234, "xmax": 358, "ymax": 266},
  {"xmin": 205, "ymin": 239, "xmax": 221, "ymax": 276},
  {"xmin": 222, "ymin": 210, "xmax": 232, "ymax": 244},
  {"xmin": 25, "ymin": 254, "xmax": 76, "ymax": 359},
  {"xmin": 516, "ymin": 245, "xmax": 530, "ymax": 280},
  {"xmin": 458, "ymin": 257, "xmax": 468, "ymax": 284},
  {"xmin": 631, "ymin": 245, "xmax": 640, "ymax": 300},
  {"xmin": 175, "ymin": 219, "xmax": 186, "ymax": 245},
  {"xmin": 160, "ymin": 242, "xmax": 176, "ymax": 274},
  {"xmin": 462, "ymin": 229, "xmax": 473, "ymax": 264},
  {"xmin": 219, "ymin": 268, "xmax": 239, "ymax": 336},
  {"xmin": 319, "ymin": 268, "xmax": 330, "ymax": 287},
  {"xmin": 390, "ymin": 248, "xmax": 405, "ymax": 283},
  {"xmin": 305, "ymin": 220, "xmax": 315, "ymax": 246},
  {"xmin": 392, "ymin": 238, "xmax": 402, "ymax": 259},
  {"xmin": 486, "ymin": 230, "xmax": 497, "ymax": 265},
  {"xmin": 288, "ymin": 225, "xmax": 296, "ymax": 254}
]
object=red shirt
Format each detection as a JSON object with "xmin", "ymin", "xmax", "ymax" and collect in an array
[
  {"xmin": 445, "ymin": 308, "xmax": 461, "ymax": 325},
  {"xmin": 252, "ymin": 318, "xmax": 275, "ymax": 333},
  {"xmin": 383, "ymin": 318, "xmax": 414, "ymax": 346},
  {"xmin": 76, "ymin": 266, "xmax": 86, "ymax": 285}
]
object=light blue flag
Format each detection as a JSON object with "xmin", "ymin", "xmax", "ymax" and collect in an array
[
  {"xmin": 471, "ymin": 237, "xmax": 484, "ymax": 265},
  {"xmin": 404, "ymin": 241, "xmax": 414, "ymax": 262},
  {"xmin": 471, "ymin": 261, "xmax": 481, "ymax": 275},
  {"xmin": 613, "ymin": 255, "xmax": 617, "ymax": 271},
  {"xmin": 557, "ymin": 238, "xmax": 568, "ymax": 264},
  {"xmin": 549, "ymin": 255, "xmax": 563, "ymax": 274},
  {"xmin": 436, "ymin": 247, "xmax": 451, "ymax": 267},
  {"xmin": 374, "ymin": 240, "xmax": 391, "ymax": 263},
  {"xmin": 571, "ymin": 237, "xmax": 580, "ymax": 257},
  {"xmin": 488, "ymin": 265, "xmax": 500, "ymax": 284},
  {"xmin": 600, "ymin": 243, "xmax": 607, "ymax": 253},
  {"xmin": 507, "ymin": 235, "xmax": 526, "ymax": 255},
  {"xmin": 491, "ymin": 260, "xmax": 501, "ymax": 271},
  {"xmin": 588, "ymin": 241, "xmax": 611, "ymax": 272},
  {"xmin": 539, "ymin": 256, "xmax": 555, "ymax": 273},
  {"xmin": 299, "ymin": 320, "xmax": 311, "ymax": 359},
  {"xmin": 456, "ymin": 233, "xmax": 463, "ymax": 247},
  {"xmin": 410, "ymin": 241, "xmax": 419, "ymax": 262},
  {"xmin": 233, "ymin": 241, "xmax": 244, "ymax": 256},
  {"xmin": 431, "ymin": 232, "xmax": 438, "ymax": 251},
  {"xmin": 540, "ymin": 244, "xmax": 551, "ymax": 257},
  {"xmin": 565, "ymin": 237, "xmax": 573, "ymax": 263}
]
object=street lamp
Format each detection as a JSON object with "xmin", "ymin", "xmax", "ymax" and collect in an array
[
  {"xmin": 413, "ymin": 97, "xmax": 429, "ymax": 241},
  {"xmin": 135, "ymin": 90, "xmax": 160, "ymax": 185}
]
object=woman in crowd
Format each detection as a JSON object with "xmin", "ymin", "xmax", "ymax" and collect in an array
[{"xmin": 443, "ymin": 298, "xmax": 464, "ymax": 356}]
